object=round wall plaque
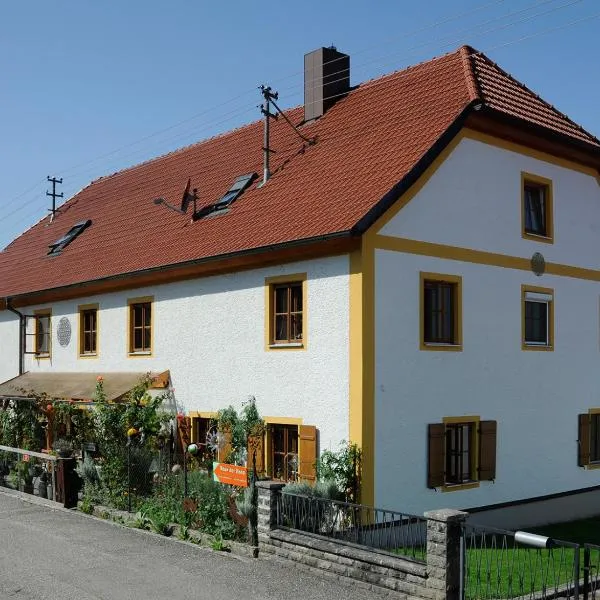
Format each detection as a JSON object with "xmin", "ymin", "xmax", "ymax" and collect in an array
[
  {"xmin": 531, "ymin": 252, "xmax": 546, "ymax": 276},
  {"xmin": 57, "ymin": 317, "xmax": 72, "ymax": 347}
]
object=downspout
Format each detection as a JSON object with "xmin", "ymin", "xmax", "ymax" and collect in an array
[{"xmin": 6, "ymin": 298, "xmax": 25, "ymax": 375}]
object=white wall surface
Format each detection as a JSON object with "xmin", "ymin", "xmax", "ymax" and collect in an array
[
  {"xmin": 374, "ymin": 250, "xmax": 600, "ymax": 515},
  {"xmin": 380, "ymin": 136, "xmax": 600, "ymax": 271},
  {"xmin": 374, "ymin": 136, "xmax": 600, "ymax": 518},
  {"xmin": 10, "ymin": 254, "xmax": 350, "ymax": 452},
  {"xmin": 467, "ymin": 488, "xmax": 600, "ymax": 530},
  {"xmin": 0, "ymin": 311, "xmax": 19, "ymax": 385}
]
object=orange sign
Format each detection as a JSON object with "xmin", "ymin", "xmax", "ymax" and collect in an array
[{"xmin": 213, "ymin": 462, "xmax": 248, "ymax": 487}]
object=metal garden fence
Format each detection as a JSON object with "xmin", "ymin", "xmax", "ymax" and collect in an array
[
  {"xmin": 0, "ymin": 444, "xmax": 57, "ymax": 500},
  {"xmin": 276, "ymin": 491, "xmax": 427, "ymax": 561},
  {"xmin": 462, "ymin": 523, "xmax": 581, "ymax": 600}
]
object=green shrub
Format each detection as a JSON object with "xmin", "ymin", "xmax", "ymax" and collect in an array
[{"xmin": 316, "ymin": 441, "xmax": 362, "ymax": 503}]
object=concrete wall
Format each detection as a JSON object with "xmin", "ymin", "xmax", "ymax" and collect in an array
[
  {"xmin": 11, "ymin": 254, "xmax": 350, "ymax": 452},
  {"xmin": 374, "ymin": 136, "xmax": 600, "ymax": 517}
]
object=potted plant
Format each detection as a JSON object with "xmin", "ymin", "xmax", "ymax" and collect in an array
[
  {"xmin": 17, "ymin": 461, "xmax": 34, "ymax": 494},
  {"xmin": 53, "ymin": 438, "xmax": 74, "ymax": 458}
]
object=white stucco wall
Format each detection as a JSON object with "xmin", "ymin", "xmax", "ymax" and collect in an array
[
  {"xmin": 374, "ymin": 136, "xmax": 600, "ymax": 518},
  {"xmin": 16, "ymin": 254, "xmax": 350, "ymax": 452},
  {"xmin": 380, "ymin": 136, "xmax": 600, "ymax": 271},
  {"xmin": 0, "ymin": 310, "xmax": 19, "ymax": 385}
]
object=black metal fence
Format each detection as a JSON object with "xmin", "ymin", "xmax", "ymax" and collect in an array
[
  {"xmin": 462, "ymin": 523, "xmax": 581, "ymax": 600},
  {"xmin": 276, "ymin": 491, "xmax": 427, "ymax": 561}
]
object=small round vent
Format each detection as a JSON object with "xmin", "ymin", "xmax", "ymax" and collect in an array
[
  {"xmin": 531, "ymin": 252, "xmax": 546, "ymax": 277},
  {"xmin": 57, "ymin": 317, "xmax": 72, "ymax": 347}
]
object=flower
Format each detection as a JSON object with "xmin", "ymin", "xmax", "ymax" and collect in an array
[
  {"xmin": 96, "ymin": 375, "xmax": 104, "ymax": 382},
  {"xmin": 127, "ymin": 427, "xmax": 138, "ymax": 437}
]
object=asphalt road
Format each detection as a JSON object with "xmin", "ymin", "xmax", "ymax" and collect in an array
[{"xmin": 0, "ymin": 492, "xmax": 386, "ymax": 600}]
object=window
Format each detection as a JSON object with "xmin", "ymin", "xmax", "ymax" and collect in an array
[
  {"xmin": 420, "ymin": 272, "xmax": 462, "ymax": 351},
  {"xmin": 128, "ymin": 297, "xmax": 153, "ymax": 355},
  {"xmin": 428, "ymin": 418, "xmax": 497, "ymax": 490},
  {"xmin": 78, "ymin": 304, "xmax": 98, "ymax": 357},
  {"xmin": 34, "ymin": 310, "xmax": 51, "ymax": 357},
  {"xmin": 191, "ymin": 414, "xmax": 217, "ymax": 464},
  {"xmin": 47, "ymin": 220, "xmax": 92, "ymax": 255},
  {"xmin": 192, "ymin": 172, "xmax": 257, "ymax": 220},
  {"xmin": 522, "ymin": 286, "xmax": 554, "ymax": 350},
  {"xmin": 271, "ymin": 424, "xmax": 299, "ymax": 482},
  {"xmin": 577, "ymin": 410, "xmax": 600, "ymax": 468},
  {"xmin": 264, "ymin": 421, "xmax": 317, "ymax": 483},
  {"xmin": 265, "ymin": 274, "xmax": 307, "ymax": 349},
  {"xmin": 522, "ymin": 173, "xmax": 553, "ymax": 243}
]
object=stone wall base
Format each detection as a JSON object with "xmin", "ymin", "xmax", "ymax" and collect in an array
[{"xmin": 261, "ymin": 528, "xmax": 432, "ymax": 600}]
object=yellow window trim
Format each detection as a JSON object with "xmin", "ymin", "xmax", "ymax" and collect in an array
[
  {"xmin": 441, "ymin": 415, "xmax": 480, "ymax": 492},
  {"xmin": 264, "ymin": 416, "xmax": 303, "ymax": 425},
  {"xmin": 264, "ymin": 273, "xmax": 307, "ymax": 351},
  {"xmin": 77, "ymin": 303, "xmax": 99, "ymax": 359},
  {"xmin": 521, "ymin": 285, "xmax": 554, "ymax": 351},
  {"xmin": 420, "ymin": 272, "xmax": 463, "ymax": 352},
  {"xmin": 127, "ymin": 296, "xmax": 154, "ymax": 357},
  {"xmin": 521, "ymin": 172, "xmax": 554, "ymax": 244},
  {"xmin": 189, "ymin": 411, "xmax": 218, "ymax": 419},
  {"xmin": 34, "ymin": 308, "xmax": 52, "ymax": 359}
]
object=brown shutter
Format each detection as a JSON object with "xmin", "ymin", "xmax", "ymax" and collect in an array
[
  {"xmin": 427, "ymin": 423, "xmax": 445, "ymax": 488},
  {"xmin": 247, "ymin": 432, "xmax": 265, "ymax": 476},
  {"xmin": 178, "ymin": 416, "xmax": 192, "ymax": 453},
  {"xmin": 299, "ymin": 425, "xmax": 317, "ymax": 483},
  {"xmin": 218, "ymin": 428, "xmax": 233, "ymax": 463},
  {"xmin": 578, "ymin": 414, "xmax": 590, "ymax": 467},
  {"xmin": 478, "ymin": 420, "xmax": 497, "ymax": 481}
]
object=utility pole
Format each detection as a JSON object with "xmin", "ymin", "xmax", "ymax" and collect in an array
[
  {"xmin": 259, "ymin": 86, "xmax": 278, "ymax": 186},
  {"xmin": 46, "ymin": 176, "xmax": 63, "ymax": 221}
]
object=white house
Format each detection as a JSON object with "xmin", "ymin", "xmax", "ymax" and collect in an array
[{"xmin": 1, "ymin": 45, "xmax": 600, "ymax": 527}]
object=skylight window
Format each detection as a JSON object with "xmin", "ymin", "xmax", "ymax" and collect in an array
[
  {"xmin": 47, "ymin": 220, "xmax": 92, "ymax": 255},
  {"xmin": 192, "ymin": 173, "xmax": 257, "ymax": 221}
]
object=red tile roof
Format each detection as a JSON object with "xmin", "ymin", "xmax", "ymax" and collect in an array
[{"xmin": 1, "ymin": 46, "xmax": 598, "ymax": 300}]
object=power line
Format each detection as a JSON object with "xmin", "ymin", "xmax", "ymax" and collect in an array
[{"xmin": 0, "ymin": 0, "xmax": 591, "ymax": 229}]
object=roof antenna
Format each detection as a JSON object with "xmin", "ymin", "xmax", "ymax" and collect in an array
[
  {"xmin": 153, "ymin": 178, "xmax": 197, "ymax": 215},
  {"xmin": 259, "ymin": 85, "xmax": 278, "ymax": 186},
  {"xmin": 47, "ymin": 176, "xmax": 63, "ymax": 222}
]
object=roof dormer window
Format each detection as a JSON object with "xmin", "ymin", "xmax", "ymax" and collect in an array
[
  {"xmin": 193, "ymin": 173, "xmax": 257, "ymax": 221},
  {"xmin": 47, "ymin": 220, "xmax": 92, "ymax": 255}
]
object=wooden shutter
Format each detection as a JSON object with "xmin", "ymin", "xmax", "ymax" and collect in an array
[
  {"xmin": 299, "ymin": 425, "xmax": 317, "ymax": 483},
  {"xmin": 578, "ymin": 414, "xmax": 590, "ymax": 467},
  {"xmin": 218, "ymin": 428, "xmax": 233, "ymax": 463},
  {"xmin": 427, "ymin": 423, "xmax": 445, "ymax": 488},
  {"xmin": 478, "ymin": 420, "xmax": 497, "ymax": 481},
  {"xmin": 247, "ymin": 432, "xmax": 265, "ymax": 476},
  {"xmin": 178, "ymin": 417, "xmax": 191, "ymax": 454}
]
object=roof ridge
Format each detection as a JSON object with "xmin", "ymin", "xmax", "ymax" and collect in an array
[
  {"xmin": 470, "ymin": 49, "xmax": 600, "ymax": 146},
  {"xmin": 459, "ymin": 45, "xmax": 482, "ymax": 102}
]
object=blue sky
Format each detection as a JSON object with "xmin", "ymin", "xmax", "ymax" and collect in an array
[{"xmin": 1, "ymin": 0, "xmax": 599, "ymax": 250}]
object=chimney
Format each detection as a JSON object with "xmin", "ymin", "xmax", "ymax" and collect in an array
[{"xmin": 304, "ymin": 46, "xmax": 350, "ymax": 122}]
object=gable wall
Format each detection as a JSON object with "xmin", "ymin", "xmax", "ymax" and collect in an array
[{"xmin": 371, "ymin": 132, "xmax": 600, "ymax": 517}]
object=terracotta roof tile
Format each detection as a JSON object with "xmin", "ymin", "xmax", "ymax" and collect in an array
[{"xmin": 1, "ymin": 46, "xmax": 598, "ymax": 299}]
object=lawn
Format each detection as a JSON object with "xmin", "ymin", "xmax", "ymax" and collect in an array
[{"xmin": 391, "ymin": 516, "xmax": 600, "ymax": 599}]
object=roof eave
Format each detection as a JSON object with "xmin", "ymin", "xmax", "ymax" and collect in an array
[
  {"xmin": 2, "ymin": 231, "xmax": 358, "ymax": 308},
  {"xmin": 477, "ymin": 106, "xmax": 600, "ymax": 162}
]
